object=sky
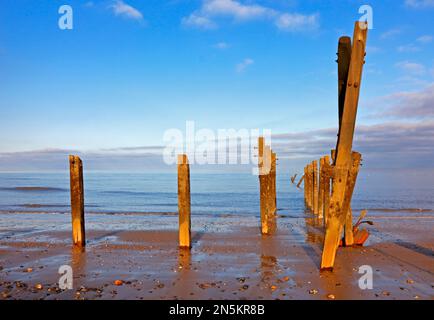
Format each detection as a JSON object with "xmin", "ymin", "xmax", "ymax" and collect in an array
[{"xmin": 0, "ymin": 0, "xmax": 433, "ymax": 172}]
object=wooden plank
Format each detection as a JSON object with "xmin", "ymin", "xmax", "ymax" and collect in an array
[
  {"xmin": 178, "ymin": 154, "xmax": 191, "ymax": 248},
  {"xmin": 303, "ymin": 166, "xmax": 308, "ymax": 206},
  {"xmin": 321, "ymin": 22, "xmax": 367, "ymax": 270},
  {"xmin": 297, "ymin": 174, "xmax": 305, "ymax": 189},
  {"xmin": 343, "ymin": 152, "xmax": 362, "ymax": 246},
  {"xmin": 258, "ymin": 137, "xmax": 270, "ymax": 235},
  {"xmin": 69, "ymin": 155, "xmax": 85, "ymax": 247},
  {"xmin": 271, "ymin": 152, "xmax": 277, "ymax": 216}
]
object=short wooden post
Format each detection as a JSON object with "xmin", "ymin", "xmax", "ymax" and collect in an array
[
  {"xmin": 178, "ymin": 154, "xmax": 191, "ymax": 249},
  {"xmin": 69, "ymin": 155, "xmax": 85, "ymax": 247},
  {"xmin": 321, "ymin": 22, "xmax": 367, "ymax": 270},
  {"xmin": 312, "ymin": 160, "xmax": 319, "ymax": 214},
  {"xmin": 303, "ymin": 166, "xmax": 308, "ymax": 205},
  {"xmin": 343, "ymin": 152, "xmax": 362, "ymax": 247},
  {"xmin": 323, "ymin": 156, "xmax": 331, "ymax": 226},
  {"xmin": 318, "ymin": 157, "xmax": 324, "ymax": 218}
]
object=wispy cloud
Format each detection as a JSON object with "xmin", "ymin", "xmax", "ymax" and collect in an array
[
  {"xmin": 236, "ymin": 58, "xmax": 254, "ymax": 73},
  {"xmin": 397, "ymin": 44, "xmax": 421, "ymax": 52},
  {"xmin": 213, "ymin": 42, "xmax": 230, "ymax": 49},
  {"xmin": 395, "ymin": 61, "xmax": 426, "ymax": 75},
  {"xmin": 182, "ymin": 0, "xmax": 319, "ymax": 32},
  {"xmin": 109, "ymin": 0, "xmax": 144, "ymax": 21},
  {"xmin": 380, "ymin": 28, "xmax": 401, "ymax": 40},
  {"xmin": 405, "ymin": 0, "xmax": 434, "ymax": 8},
  {"xmin": 416, "ymin": 35, "xmax": 433, "ymax": 43}
]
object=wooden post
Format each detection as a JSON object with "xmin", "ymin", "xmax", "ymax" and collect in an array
[
  {"xmin": 297, "ymin": 174, "xmax": 305, "ymax": 189},
  {"xmin": 321, "ymin": 22, "xmax": 367, "ymax": 270},
  {"xmin": 343, "ymin": 152, "xmax": 362, "ymax": 247},
  {"xmin": 303, "ymin": 166, "xmax": 308, "ymax": 206},
  {"xmin": 318, "ymin": 157, "xmax": 324, "ymax": 218},
  {"xmin": 312, "ymin": 160, "xmax": 319, "ymax": 214},
  {"xmin": 178, "ymin": 154, "xmax": 191, "ymax": 249},
  {"xmin": 271, "ymin": 152, "xmax": 277, "ymax": 215},
  {"xmin": 258, "ymin": 137, "xmax": 270, "ymax": 235},
  {"xmin": 69, "ymin": 155, "xmax": 85, "ymax": 247},
  {"xmin": 338, "ymin": 36, "xmax": 352, "ymax": 134},
  {"xmin": 323, "ymin": 156, "xmax": 331, "ymax": 226},
  {"xmin": 306, "ymin": 164, "xmax": 311, "ymax": 210}
]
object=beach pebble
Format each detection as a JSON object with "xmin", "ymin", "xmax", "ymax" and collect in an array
[
  {"xmin": 406, "ymin": 279, "xmax": 414, "ymax": 284},
  {"xmin": 25, "ymin": 268, "xmax": 33, "ymax": 273},
  {"xmin": 270, "ymin": 285, "xmax": 278, "ymax": 291},
  {"xmin": 382, "ymin": 290, "xmax": 390, "ymax": 296},
  {"xmin": 114, "ymin": 280, "xmax": 123, "ymax": 286},
  {"xmin": 35, "ymin": 284, "xmax": 43, "ymax": 290},
  {"xmin": 309, "ymin": 289, "xmax": 318, "ymax": 295},
  {"xmin": 327, "ymin": 294, "xmax": 336, "ymax": 300}
]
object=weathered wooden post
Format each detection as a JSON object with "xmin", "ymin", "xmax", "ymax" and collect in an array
[
  {"xmin": 308, "ymin": 163, "xmax": 313, "ymax": 210},
  {"xmin": 69, "ymin": 155, "xmax": 85, "ymax": 247},
  {"xmin": 338, "ymin": 36, "xmax": 352, "ymax": 135},
  {"xmin": 258, "ymin": 137, "xmax": 270, "ymax": 235},
  {"xmin": 343, "ymin": 152, "xmax": 362, "ymax": 247},
  {"xmin": 178, "ymin": 154, "xmax": 191, "ymax": 249},
  {"xmin": 271, "ymin": 151, "xmax": 277, "ymax": 215},
  {"xmin": 318, "ymin": 157, "xmax": 324, "ymax": 218},
  {"xmin": 321, "ymin": 22, "xmax": 367, "ymax": 270},
  {"xmin": 323, "ymin": 156, "xmax": 331, "ymax": 226},
  {"xmin": 312, "ymin": 160, "xmax": 319, "ymax": 215}
]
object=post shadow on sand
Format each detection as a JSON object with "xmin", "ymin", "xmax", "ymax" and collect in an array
[{"xmin": 70, "ymin": 246, "xmax": 87, "ymax": 288}]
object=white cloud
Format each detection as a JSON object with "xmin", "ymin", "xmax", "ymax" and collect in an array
[
  {"xmin": 275, "ymin": 13, "xmax": 319, "ymax": 32},
  {"xmin": 395, "ymin": 61, "xmax": 426, "ymax": 75},
  {"xmin": 182, "ymin": 13, "xmax": 217, "ymax": 29},
  {"xmin": 109, "ymin": 0, "xmax": 143, "ymax": 21},
  {"xmin": 182, "ymin": 0, "xmax": 319, "ymax": 32},
  {"xmin": 213, "ymin": 42, "xmax": 230, "ymax": 49},
  {"xmin": 405, "ymin": 0, "xmax": 434, "ymax": 8},
  {"xmin": 236, "ymin": 58, "xmax": 254, "ymax": 73},
  {"xmin": 397, "ymin": 44, "xmax": 421, "ymax": 52},
  {"xmin": 416, "ymin": 35, "xmax": 433, "ymax": 43},
  {"xmin": 380, "ymin": 28, "xmax": 401, "ymax": 40}
]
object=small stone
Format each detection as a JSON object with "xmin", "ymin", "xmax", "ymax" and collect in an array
[
  {"xmin": 270, "ymin": 285, "xmax": 278, "ymax": 291},
  {"xmin": 309, "ymin": 289, "xmax": 318, "ymax": 295},
  {"xmin": 406, "ymin": 279, "xmax": 414, "ymax": 284},
  {"xmin": 114, "ymin": 280, "xmax": 123, "ymax": 286},
  {"xmin": 282, "ymin": 276, "xmax": 290, "ymax": 282},
  {"xmin": 382, "ymin": 291, "xmax": 390, "ymax": 296},
  {"xmin": 35, "ymin": 284, "xmax": 43, "ymax": 290},
  {"xmin": 25, "ymin": 268, "xmax": 33, "ymax": 273},
  {"xmin": 327, "ymin": 294, "xmax": 336, "ymax": 300},
  {"xmin": 414, "ymin": 295, "xmax": 420, "ymax": 299}
]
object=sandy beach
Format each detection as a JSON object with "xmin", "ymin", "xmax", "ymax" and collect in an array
[{"xmin": 1, "ymin": 212, "xmax": 433, "ymax": 300}]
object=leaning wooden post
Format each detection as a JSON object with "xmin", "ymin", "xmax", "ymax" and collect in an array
[
  {"xmin": 312, "ymin": 160, "xmax": 319, "ymax": 215},
  {"xmin": 318, "ymin": 157, "xmax": 324, "ymax": 218},
  {"xmin": 343, "ymin": 152, "xmax": 362, "ymax": 246},
  {"xmin": 69, "ymin": 155, "xmax": 85, "ymax": 247},
  {"xmin": 178, "ymin": 154, "xmax": 191, "ymax": 249},
  {"xmin": 323, "ymin": 156, "xmax": 331, "ymax": 226},
  {"xmin": 337, "ymin": 36, "xmax": 352, "ymax": 135},
  {"xmin": 321, "ymin": 22, "xmax": 367, "ymax": 270}
]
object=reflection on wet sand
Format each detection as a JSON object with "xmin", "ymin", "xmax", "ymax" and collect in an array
[
  {"xmin": 70, "ymin": 246, "xmax": 86, "ymax": 288},
  {"xmin": 304, "ymin": 216, "xmax": 325, "ymax": 245}
]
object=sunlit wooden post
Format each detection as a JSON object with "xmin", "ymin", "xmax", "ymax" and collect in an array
[
  {"xmin": 303, "ymin": 166, "xmax": 308, "ymax": 206},
  {"xmin": 271, "ymin": 151, "xmax": 277, "ymax": 215},
  {"xmin": 343, "ymin": 152, "xmax": 362, "ymax": 246},
  {"xmin": 318, "ymin": 157, "xmax": 324, "ymax": 218},
  {"xmin": 313, "ymin": 160, "xmax": 319, "ymax": 215},
  {"xmin": 258, "ymin": 137, "xmax": 270, "ymax": 235},
  {"xmin": 178, "ymin": 154, "xmax": 191, "ymax": 249},
  {"xmin": 321, "ymin": 22, "xmax": 367, "ymax": 270},
  {"xmin": 323, "ymin": 156, "xmax": 331, "ymax": 226},
  {"xmin": 69, "ymin": 155, "xmax": 85, "ymax": 247}
]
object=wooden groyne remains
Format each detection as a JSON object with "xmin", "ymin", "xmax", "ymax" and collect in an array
[{"xmin": 66, "ymin": 21, "xmax": 367, "ymax": 272}]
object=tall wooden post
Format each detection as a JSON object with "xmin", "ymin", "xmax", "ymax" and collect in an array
[
  {"xmin": 318, "ymin": 157, "xmax": 324, "ymax": 218},
  {"xmin": 258, "ymin": 137, "xmax": 269, "ymax": 235},
  {"xmin": 178, "ymin": 154, "xmax": 191, "ymax": 249},
  {"xmin": 69, "ymin": 155, "xmax": 85, "ymax": 247},
  {"xmin": 321, "ymin": 22, "xmax": 367, "ymax": 270},
  {"xmin": 306, "ymin": 164, "xmax": 311, "ymax": 210},
  {"xmin": 338, "ymin": 36, "xmax": 352, "ymax": 134},
  {"xmin": 343, "ymin": 152, "xmax": 362, "ymax": 246},
  {"xmin": 323, "ymin": 156, "xmax": 331, "ymax": 226},
  {"xmin": 271, "ymin": 152, "xmax": 277, "ymax": 215},
  {"xmin": 312, "ymin": 160, "xmax": 319, "ymax": 215}
]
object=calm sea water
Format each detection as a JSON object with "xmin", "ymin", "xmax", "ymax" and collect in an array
[{"xmin": 0, "ymin": 170, "xmax": 433, "ymax": 218}]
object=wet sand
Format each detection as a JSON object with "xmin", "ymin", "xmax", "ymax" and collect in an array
[{"xmin": 0, "ymin": 214, "xmax": 433, "ymax": 300}]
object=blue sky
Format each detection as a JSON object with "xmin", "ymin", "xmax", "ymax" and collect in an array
[{"xmin": 0, "ymin": 0, "xmax": 433, "ymax": 172}]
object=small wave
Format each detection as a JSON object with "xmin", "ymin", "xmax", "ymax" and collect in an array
[
  {"xmin": 0, "ymin": 187, "xmax": 66, "ymax": 192},
  {"xmin": 362, "ymin": 208, "xmax": 433, "ymax": 213}
]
